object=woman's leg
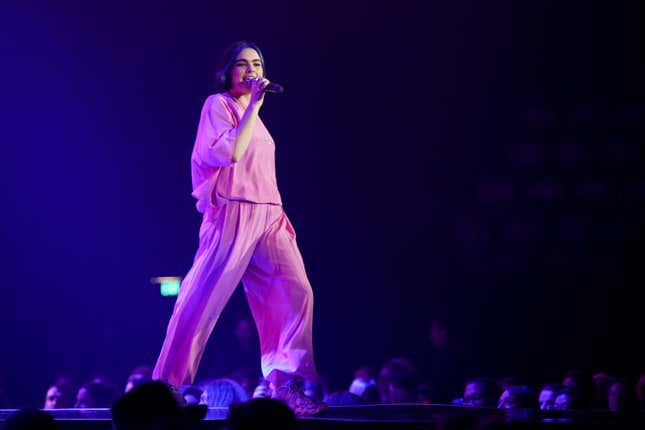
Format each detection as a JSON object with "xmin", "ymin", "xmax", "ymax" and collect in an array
[
  {"xmin": 153, "ymin": 203, "xmax": 268, "ymax": 386},
  {"xmin": 241, "ymin": 206, "xmax": 318, "ymax": 388}
]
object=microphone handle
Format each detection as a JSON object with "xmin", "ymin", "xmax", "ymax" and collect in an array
[
  {"xmin": 265, "ymin": 82, "xmax": 284, "ymax": 94},
  {"xmin": 246, "ymin": 78, "xmax": 284, "ymax": 94}
]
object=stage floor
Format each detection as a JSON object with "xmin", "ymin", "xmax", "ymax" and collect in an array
[{"xmin": 0, "ymin": 404, "xmax": 642, "ymax": 429}]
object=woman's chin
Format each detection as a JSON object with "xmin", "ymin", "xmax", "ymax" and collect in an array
[{"xmin": 231, "ymin": 86, "xmax": 250, "ymax": 95}]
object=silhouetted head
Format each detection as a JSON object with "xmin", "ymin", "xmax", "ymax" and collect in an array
[
  {"xmin": 4, "ymin": 409, "xmax": 57, "ymax": 430},
  {"xmin": 125, "ymin": 374, "xmax": 152, "ymax": 394},
  {"xmin": 562, "ymin": 369, "xmax": 593, "ymax": 408},
  {"xmin": 608, "ymin": 379, "xmax": 639, "ymax": 412},
  {"xmin": 75, "ymin": 380, "xmax": 118, "ymax": 408},
  {"xmin": 181, "ymin": 385, "xmax": 204, "ymax": 406},
  {"xmin": 44, "ymin": 385, "xmax": 73, "ymax": 409},
  {"xmin": 125, "ymin": 366, "xmax": 153, "ymax": 393},
  {"xmin": 111, "ymin": 381, "xmax": 207, "ymax": 430},
  {"xmin": 199, "ymin": 378, "xmax": 249, "ymax": 408},
  {"xmin": 592, "ymin": 373, "xmax": 615, "ymax": 409},
  {"xmin": 553, "ymin": 387, "xmax": 583, "ymax": 411},
  {"xmin": 497, "ymin": 385, "xmax": 536, "ymax": 409},
  {"xmin": 378, "ymin": 357, "xmax": 419, "ymax": 403},
  {"xmin": 463, "ymin": 378, "xmax": 498, "ymax": 408},
  {"xmin": 44, "ymin": 376, "xmax": 75, "ymax": 409},
  {"xmin": 226, "ymin": 398, "xmax": 296, "ymax": 430},
  {"xmin": 349, "ymin": 376, "xmax": 378, "ymax": 403},
  {"xmin": 303, "ymin": 377, "xmax": 327, "ymax": 402},
  {"xmin": 350, "ymin": 368, "xmax": 378, "ymax": 403},
  {"xmin": 636, "ymin": 374, "xmax": 645, "ymax": 410},
  {"xmin": 538, "ymin": 384, "xmax": 559, "ymax": 410}
]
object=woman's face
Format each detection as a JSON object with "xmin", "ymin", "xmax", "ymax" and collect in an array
[{"xmin": 228, "ymin": 48, "xmax": 264, "ymax": 94}]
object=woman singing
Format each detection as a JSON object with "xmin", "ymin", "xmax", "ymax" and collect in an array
[{"xmin": 153, "ymin": 41, "xmax": 325, "ymax": 415}]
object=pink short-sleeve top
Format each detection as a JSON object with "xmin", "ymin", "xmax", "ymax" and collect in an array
[{"xmin": 190, "ymin": 93, "xmax": 282, "ymax": 212}]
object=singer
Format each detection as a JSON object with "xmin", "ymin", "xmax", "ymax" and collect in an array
[{"xmin": 152, "ymin": 41, "xmax": 325, "ymax": 415}]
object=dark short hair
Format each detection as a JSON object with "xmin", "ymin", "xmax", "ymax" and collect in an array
[
  {"xmin": 4, "ymin": 409, "xmax": 57, "ymax": 430},
  {"xmin": 80, "ymin": 381, "xmax": 118, "ymax": 408},
  {"xmin": 227, "ymin": 398, "xmax": 296, "ymax": 430},
  {"xmin": 111, "ymin": 381, "xmax": 207, "ymax": 430},
  {"xmin": 214, "ymin": 41, "xmax": 266, "ymax": 92},
  {"xmin": 557, "ymin": 386, "xmax": 587, "ymax": 410},
  {"xmin": 504, "ymin": 385, "xmax": 536, "ymax": 408}
]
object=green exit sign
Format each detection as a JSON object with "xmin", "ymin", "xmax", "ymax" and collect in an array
[{"xmin": 151, "ymin": 276, "xmax": 182, "ymax": 296}]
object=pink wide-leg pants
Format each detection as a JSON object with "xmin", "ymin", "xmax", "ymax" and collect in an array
[{"xmin": 153, "ymin": 201, "xmax": 317, "ymax": 387}]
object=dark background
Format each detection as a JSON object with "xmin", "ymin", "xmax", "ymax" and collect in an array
[{"xmin": 1, "ymin": 0, "xmax": 643, "ymax": 406}]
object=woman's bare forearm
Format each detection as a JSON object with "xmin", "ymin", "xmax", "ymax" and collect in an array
[{"xmin": 232, "ymin": 103, "xmax": 261, "ymax": 163}]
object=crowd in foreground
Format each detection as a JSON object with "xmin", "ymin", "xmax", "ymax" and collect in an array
[
  {"xmin": 2, "ymin": 362, "xmax": 645, "ymax": 430},
  {"xmin": 1, "ymin": 356, "xmax": 645, "ymax": 430},
  {"xmin": 8, "ymin": 357, "xmax": 645, "ymax": 413}
]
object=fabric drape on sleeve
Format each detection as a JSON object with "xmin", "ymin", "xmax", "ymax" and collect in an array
[{"xmin": 194, "ymin": 95, "xmax": 239, "ymax": 167}]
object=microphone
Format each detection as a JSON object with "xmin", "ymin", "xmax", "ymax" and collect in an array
[
  {"xmin": 246, "ymin": 78, "xmax": 284, "ymax": 94},
  {"xmin": 265, "ymin": 82, "xmax": 284, "ymax": 94}
]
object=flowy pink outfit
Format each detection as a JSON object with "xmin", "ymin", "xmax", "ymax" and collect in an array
[{"xmin": 153, "ymin": 93, "xmax": 317, "ymax": 387}]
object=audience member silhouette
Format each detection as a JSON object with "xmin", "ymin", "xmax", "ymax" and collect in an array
[
  {"xmin": 303, "ymin": 377, "xmax": 327, "ymax": 403},
  {"xmin": 562, "ymin": 369, "xmax": 593, "ymax": 409},
  {"xmin": 226, "ymin": 398, "xmax": 296, "ymax": 430},
  {"xmin": 348, "ymin": 368, "xmax": 379, "ymax": 403},
  {"xmin": 637, "ymin": 374, "xmax": 645, "ymax": 411},
  {"xmin": 44, "ymin": 385, "xmax": 67, "ymax": 410},
  {"xmin": 462, "ymin": 378, "xmax": 498, "ymax": 408},
  {"xmin": 111, "ymin": 381, "xmax": 207, "ymax": 430},
  {"xmin": 378, "ymin": 357, "xmax": 419, "ymax": 403},
  {"xmin": 199, "ymin": 378, "xmax": 249, "ymax": 407},
  {"xmin": 251, "ymin": 380, "xmax": 272, "ymax": 399},
  {"xmin": 124, "ymin": 365, "xmax": 153, "ymax": 393},
  {"xmin": 537, "ymin": 384, "xmax": 559, "ymax": 410},
  {"xmin": 608, "ymin": 378, "xmax": 639, "ymax": 412},
  {"xmin": 43, "ymin": 376, "xmax": 75, "ymax": 409},
  {"xmin": 75, "ymin": 380, "xmax": 119, "ymax": 408},
  {"xmin": 4, "ymin": 409, "xmax": 58, "ymax": 430},
  {"xmin": 592, "ymin": 372, "xmax": 615, "ymax": 410},
  {"xmin": 415, "ymin": 317, "xmax": 464, "ymax": 404},
  {"xmin": 497, "ymin": 385, "xmax": 536, "ymax": 409},
  {"xmin": 553, "ymin": 386, "xmax": 583, "ymax": 410},
  {"xmin": 181, "ymin": 385, "xmax": 204, "ymax": 406}
]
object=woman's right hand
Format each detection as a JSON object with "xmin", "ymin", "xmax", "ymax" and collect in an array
[{"xmin": 248, "ymin": 78, "xmax": 270, "ymax": 110}]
